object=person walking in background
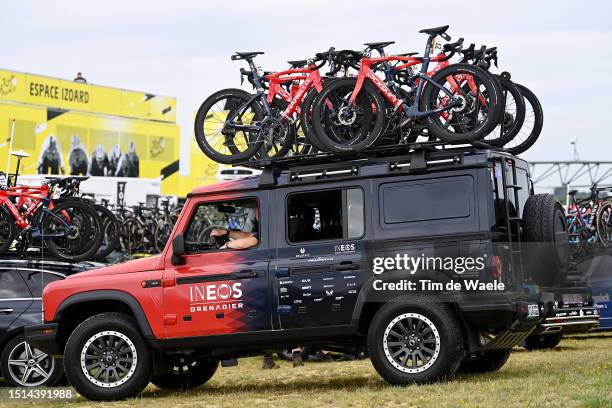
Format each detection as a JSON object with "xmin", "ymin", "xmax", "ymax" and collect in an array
[
  {"xmin": 68, "ymin": 135, "xmax": 88, "ymax": 175},
  {"xmin": 37, "ymin": 135, "xmax": 65, "ymax": 175},
  {"xmin": 74, "ymin": 72, "xmax": 87, "ymax": 83}
]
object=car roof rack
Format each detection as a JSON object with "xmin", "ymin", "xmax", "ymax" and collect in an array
[{"xmin": 238, "ymin": 141, "xmax": 513, "ymax": 188}]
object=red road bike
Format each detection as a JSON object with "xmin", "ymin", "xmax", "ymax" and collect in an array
[
  {"xmin": 311, "ymin": 25, "xmax": 503, "ymax": 153},
  {"xmin": 194, "ymin": 49, "xmax": 339, "ymax": 163},
  {"xmin": 0, "ymin": 178, "xmax": 101, "ymax": 261}
]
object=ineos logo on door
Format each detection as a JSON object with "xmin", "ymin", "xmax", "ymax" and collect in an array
[
  {"xmin": 188, "ymin": 282, "xmax": 243, "ymax": 313},
  {"xmin": 335, "ymin": 243, "xmax": 356, "ymax": 253}
]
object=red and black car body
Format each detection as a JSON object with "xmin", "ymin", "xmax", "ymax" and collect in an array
[{"xmin": 26, "ymin": 147, "xmax": 564, "ymax": 396}]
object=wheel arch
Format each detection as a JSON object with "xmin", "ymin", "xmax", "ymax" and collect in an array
[{"xmin": 54, "ymin": 290, "xmax": 156, "ymax": 351}]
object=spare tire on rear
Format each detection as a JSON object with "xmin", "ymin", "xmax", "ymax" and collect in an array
[{"xmin": 522, "ymin": 194, "xmax": 569, "ymax": 286}]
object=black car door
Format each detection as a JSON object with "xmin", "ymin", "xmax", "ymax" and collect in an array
[
  {"xmin": 18, "ymin": 270, "xmax": 65, "ymax": 328},
  {"xmin": 0, "ymin": 269, "xmax": 34, "ymax": 338},
  {"xmin": 273, "ymin": 184, "xmax": 371, "ymax": 330}
]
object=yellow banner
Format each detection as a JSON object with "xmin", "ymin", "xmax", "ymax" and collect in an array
[{"xmin": 0, "ymin": 69, "xmax": 176, "ymax": 123}]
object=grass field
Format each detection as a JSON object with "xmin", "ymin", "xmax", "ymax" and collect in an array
[{"xmin": 1, "ymin": 333, "xmax": 611, "ymax": 408}]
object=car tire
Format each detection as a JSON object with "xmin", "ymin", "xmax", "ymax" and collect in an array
[
  {"xmin": 524, "ymin": 333, "xmax": 563, "ymax": 350},
  {"xmin": 1, "ymin": 334, "xmax": 64, "ymax": 387},
  {"xmin": 367, "ymin": 297, "xmax": 464, "ymax": 385},
  {"xmin": 457, "ymin": 349, "xmax": 512, "ymax": 374},
  {"xmin": 64, "ymin": 313, "xmax": 152, "ymax": 401},
  {"xmin": 152, "ymin": 360, "xmax": 218, "ymax": 390},
  {"xmin": 522, "ymin": 194, "xmax": 569, "ymax": 286}
]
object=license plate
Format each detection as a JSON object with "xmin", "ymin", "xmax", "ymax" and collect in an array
[
  {"xmin": 562, "ymin": 294, "xmax": 584, "ymax": 305},
  {"xmin": 527, "ymin": 304, "xmax": 540, "ymax": 318}
]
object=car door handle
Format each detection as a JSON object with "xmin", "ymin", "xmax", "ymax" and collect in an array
[
  {"xmin": 0, "ymin": 308, "xmax": 14, "ymax": 314},
  {"xmin": 233, "ymin": 270, "xmax": 258, "ymax": 279},
  {"xmin": 335, "ymin": 262, "xmax": 359, "ymax": 271}
]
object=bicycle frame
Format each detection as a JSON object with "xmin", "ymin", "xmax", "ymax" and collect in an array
[
  {"xmin": 348, "ymin": 53, "xmax": 460, "ymax": 119},
  {"xmin": 0, "ymin": 184, "xmax": 72, "ymax": 239},
  {"xmin": 265, "ymin": 66, "xmax": 326, "ymax": 117},
  {"xmin": 224, "ymin": 63, "xmax": 327, "ymax": 134}
]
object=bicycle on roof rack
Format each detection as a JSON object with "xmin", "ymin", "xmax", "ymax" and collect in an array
[
  {"xmin": 193, "ymin": 24, "xmax": 543, "ymax": 165},
  {"xmin": 194, "ymin": 48, "xmax": 345, "ymax": 164}
]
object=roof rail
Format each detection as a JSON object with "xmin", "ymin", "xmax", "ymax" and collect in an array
[
  {"xmin": 257, "ymin": 143, "xmax": 503, "ymax": 188},
  {"xmin": 234, "ymin": 140, "xmax": 503, "ymax": 170}
]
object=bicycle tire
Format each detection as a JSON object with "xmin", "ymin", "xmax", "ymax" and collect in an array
[
  {"xmin": 596, "ymin": 201, "xmax": 612, "ymax": 247},
  {"xmin": 312, "ymin": 77, "xmax": 386, "ymax": 153},
  {"xmin": 252, "ymin": 98, "xmax": 296, "ymax": 160},
  {"xmin": 194, "ymin": 88, "xmax": 265, "ymax": 164},
  {"xmin": 502, "ymin": 83, "xmax": 544, "ymax": 155},
  {"xmin": 422, "ymin": 63, "xmax": 503, "ymax": 143},
  {"xmin": 43, "ymin": 200, "xmax": 103, "ymax": 262},
  {"xmin": 481, "ymin": 74, "xmax": 526, "ymax": 147},
  {"xmin": 0, "ymin": 206, "xmax": 16, "ymax": 255},
  {"xmin": 153, "ymin": 220, "xmax": 173, "ymax": 253},
  {"xmin": 92, "ymin": 204, "xmax": 120, "ymax": 260},
  {"xmin": 299, "ymin": 79, "xmax": 336, "ymax": 153},
  {"xmin": 121, "ymin": 218, "xmax": 144, "ymax": 252}
]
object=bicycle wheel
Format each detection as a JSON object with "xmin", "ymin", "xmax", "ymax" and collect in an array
[
  {"xmin": 501, "ymin": 83, "xmax": 544, "ymax": 155},
  {"xmin": 480, "ymin": 74, "xmax": 526, "ymax": 147},
  {"xmin": 42, "ymin": 200, "xmax": 102, "ymax": 262},
  {"xmin": 120, "ymin": 218, "xmax": 144, "ymax": 252},
  {"xmin": 312, "ymin": 78, "xmax": 386, "ymax": 153},
  {"xmin": 252, "ymin": 99, "xmax": 296, "ymax": 160},
  {"xmin": 299, "ymin": 79, "xmax": 336, "ymax": 153},
  {"xmin": 422, "ymin": 63, "xmax": 503, "ymax": 143},
  {"xmin": 566, "ymin": 215, "xmax": 588, "ymax": 258},
  {"xmin": 194, "ymin": 88, "xmax": 264, "ymax": 164},
  {"xmin": 0, "ymin": 206, "xmax": 16, "ymax": 255},
  {"xmin": 597, "ymin": 201, "xmax": 612, "ymax": 246},
  {"xmin": 92, "ymin": 204, "xmax": 120, "ymax": 261},
  {"xmin": 154, "ymin": 220, "xmax": 173, "ymax": 253}
]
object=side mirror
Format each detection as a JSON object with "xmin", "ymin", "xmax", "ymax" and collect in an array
[{"xmin": 171, "ymin": 234, "xmax": 186, "ymax": 266}]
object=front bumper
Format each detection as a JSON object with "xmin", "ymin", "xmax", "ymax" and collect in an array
[{"xmin": 25, "ymin": 323, "xmax": 61, "ymax": 356}]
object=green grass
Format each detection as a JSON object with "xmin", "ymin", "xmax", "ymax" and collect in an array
[{"xmin": 1, "ymin": 333, "xmax": 611, "ymax": 408}]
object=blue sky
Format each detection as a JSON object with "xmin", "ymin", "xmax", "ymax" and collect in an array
[{"xmin": 2, "ymin": 0, "xmax": 611, "ymax": 168}]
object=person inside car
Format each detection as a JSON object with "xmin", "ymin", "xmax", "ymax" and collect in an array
[{"xmin": 210, "ymin": 205, "xmax": 259, "ymax": 250}]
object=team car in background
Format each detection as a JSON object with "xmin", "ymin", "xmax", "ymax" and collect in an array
[
  {"xmin": 26, "ymin": 147, "xmax": 569, "ymax": 401},
  {"xmin": 0, "ymin": 259, "xmax": 102, "ymax": 386}
]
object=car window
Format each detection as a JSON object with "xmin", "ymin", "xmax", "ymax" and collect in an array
[
  {"xmin": 21, "ymin": 271, "xmax": 65, "ymax": 297},
  {"xmin": 381, "ymin": 178, "xmax": 471, "ymax": 224},
  {"xmin": 0, "ymin": 270, "xmax": 31, "ymax": 299},
  {"xmin": 287, "ymin": 188, "xmax": 364, "ymax": 243},
  {"xmin": 184, "ymin": 198, "xmax": 258, "ymax": 253}
]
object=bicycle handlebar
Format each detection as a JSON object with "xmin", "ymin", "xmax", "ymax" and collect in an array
[{"xmin": 438, "ymin": 37, "xmax": 464, "ymax": 62}]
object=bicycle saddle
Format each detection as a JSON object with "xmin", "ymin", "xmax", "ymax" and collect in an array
[
  {"xmin": 364, "ymin": 41, "xmax": 395, "ymax": 49},
  {"xmin": 419, "ymin": 25, "xmax": 450, "ymax": 35},
  {"xmin": 568, "ymin": 190, "xmax": 578, "ymax": 196},
  {"xmin": 287, "ymin": 59, "xmax": 308, "ymax": 67},
  {"xmin": 231, "ymin": 51, "xmax": 264, "ymax": 61}
]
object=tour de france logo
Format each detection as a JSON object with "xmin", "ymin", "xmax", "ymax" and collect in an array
[
  {"xmin": 149, "ymin": 136, "xmax": 166, "ymax": 158},
  {"xmin": 0, "ymin": 75, "xmax": 17, "ymax": 96}
]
